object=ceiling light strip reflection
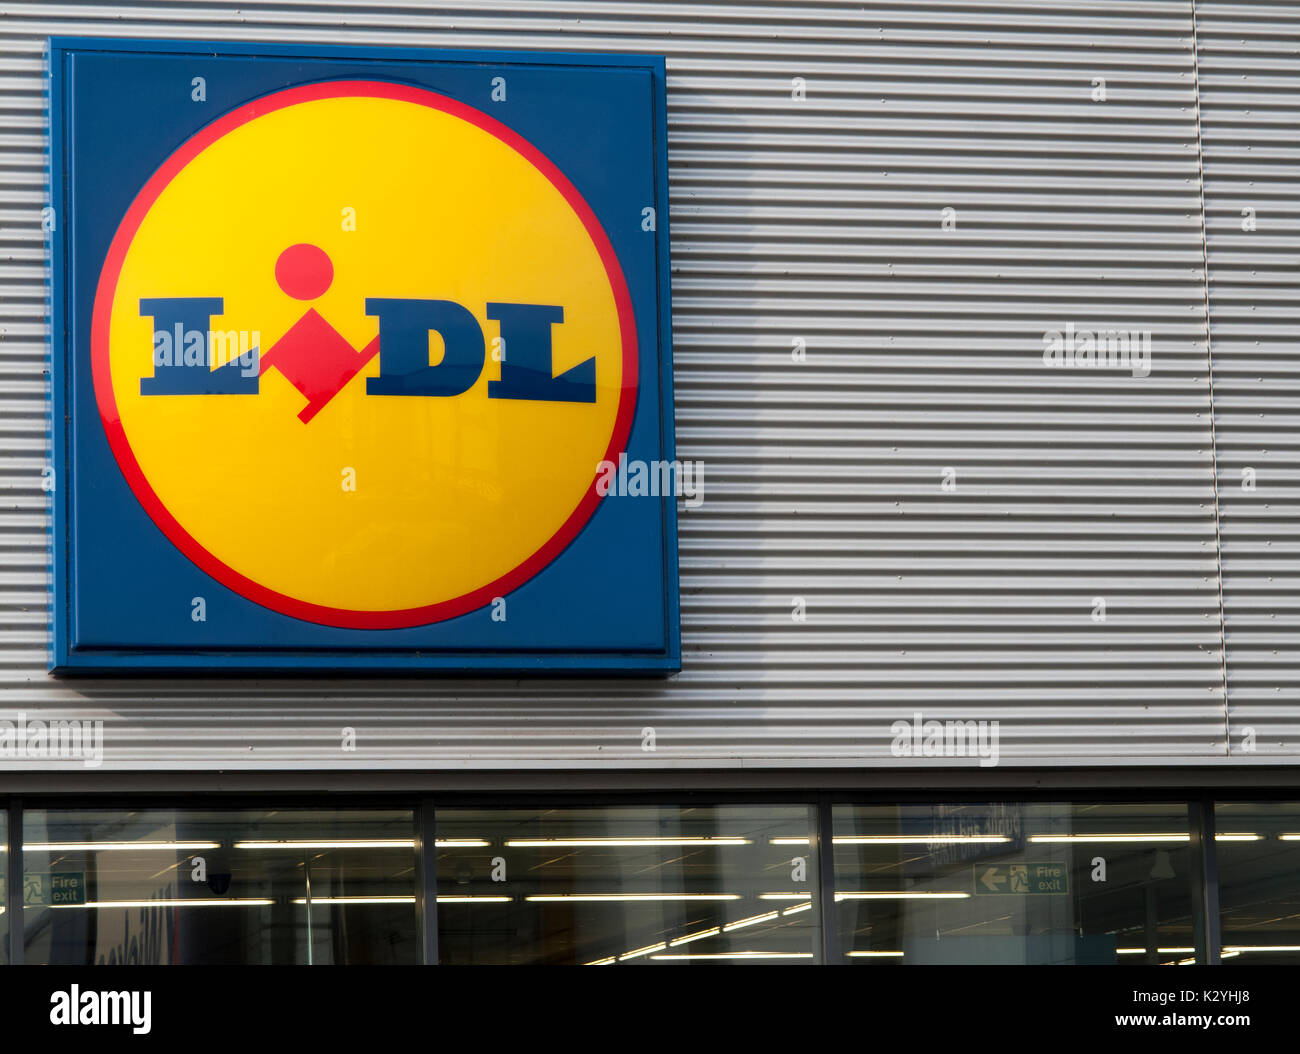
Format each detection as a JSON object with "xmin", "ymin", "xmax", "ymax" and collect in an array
[
  {"xmin": 505, "ymin": 838, "xmax": 751, "ymax": 848},
  {"xmin": 835, "ymin": 892, "xmax": 970, "ymax": 901},
  {"xmin": 617, "ymin": 942, "xmax": 666, "ymax": 962},
  {"xmin": 525, "ymin": 893, "xmax": 740, "ymax": 903},
  {"xmin": 722, "ymin": 911, "xmax": 779, "ymax": 932},
  {"xmin": 27, "ymin": 841, "xmax": 220, "ymax": 852},
  {"xmin": 769, "ymin": 836, "xmax": 1011, "ymax": 846},
  {"xmin": 49, "ymin": 899, "xmax": 274, "ymax": 909},
  {"xmin": 1117, "ymin": 947, "xmax": 1195, "ymax": 955},
  {"xmin": 1028, "ymin": 834, "xmax": 1259, "ymax": 844},
  {"xmin": 650, "ymin": 952, "xmax": 815, "ymax": 961},
  {"xmin": 233, "ymin": 840, "xmax": 417, "ymax": 850},
  {"xmin": 668, "ymin": 928, "xmax": 720, "ymax": 947},
  {"xmin": 1224, "ymin": 945, "xmax": 1300, "ymax": 953}
]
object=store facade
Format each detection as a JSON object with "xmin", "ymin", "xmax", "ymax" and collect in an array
[{"xmin": 1, "ymin": 0, "xmax": 1298, "ymax": 965}]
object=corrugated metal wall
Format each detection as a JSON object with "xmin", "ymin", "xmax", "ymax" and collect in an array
[
  {"xmin": 1198, "ymin": 0, "xmax": 1300, "ymax": 758},
  {"xmin": 0, "ymin": 0, "xmax": 1289, "ymax": 772}
]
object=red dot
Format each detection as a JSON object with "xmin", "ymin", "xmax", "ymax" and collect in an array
[{"xmin": 275, "ymin": 243, "xmax": 333, "ymax": 300}]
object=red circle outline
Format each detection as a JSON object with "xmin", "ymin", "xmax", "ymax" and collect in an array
[{"xmin": 91, "ymin": 80, "xmax": 640, "ymax": 630}]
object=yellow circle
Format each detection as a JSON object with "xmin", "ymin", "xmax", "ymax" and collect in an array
[{"xmin": 105, "ymin": 87, "xmax": 626, "ymax": 622}]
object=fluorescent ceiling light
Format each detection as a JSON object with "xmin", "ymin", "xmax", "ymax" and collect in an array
[
  {"xmin": 847, "ymin": 950, "xmax": 904, "ymax": 958},
  {"xmin": 504, "ymin": 838, "xmax": 751, "ymax": 848},
  {"xmin": 650, "ymin": 952, "xmax": 815, "ymax": 961},
  {"xmin": 50, "ymin": 898, "xmax": 274, "ymax": 909},
  {"xmin": 1117, "ymin": 947, "xmax": 1195, "ymax": 955},
  {"xmin": 1224, "ymin": 945, "xmax": 1300, "ymax": 953},
  {"xmin": 782, "ymin": 902, "xmax": 812, "ymax": 916},
  {"xmin": 835, "ymin": 891, "xmax": 970, "ymax": 900},
  {"xmin": 723, "ymin": 911, "xmax": 778, "ymax": 932},
  {"xmin": 525, "ymin": 893, "xmax": 739, "ymax": 903},
  {"xmin": 27, "ymin": 841, "xmax": 220, "ymax": 852},
  {"xmin": 758, "ymin": 893, "xmax": 812, "ymax": 901},
  {"xmin": 669, "ymin": 927, "xmax": 720, "ymax": 947},
  {"xmin": 233, "ymin": 840, "xmax": 415, "ymax": 850},
  {"xmin": 1029, "ymin": 835, "xmax": 1189, "ymax": 844},
  {"xmin": 771, "ymin": 836, "xmax": 1012, "ymax": 846},
  {"xmin": 617, "ymin": 942, "xmax": 665, "ymax": 962},
  {"xmin": 836, "ymin": 836, "xmax": 1011, "ymax": 845},
  {"xmin": 1031, "ymin": 834, "xmax": 1257, "ymax": 844},
  {"xmin": 292, "ymin": 896, "xmax": 415, "ymax": 905}
]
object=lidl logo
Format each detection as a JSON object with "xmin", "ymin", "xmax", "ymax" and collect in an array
[{"xmin": 51, "ymin": 41, "xmax": 677, "ymax": 671}]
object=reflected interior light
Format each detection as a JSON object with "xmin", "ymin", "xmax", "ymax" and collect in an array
[
  {"xmin": 758, "ymin": 893, "xmax": 812, "ymax": 901},
  {"xmin": 436, "ymin": 895, "xmax": 513, "ymax": 903},
  {"xmin": 587, "ymin": 956, "xmax": 617, "ymax": 966},
  {"xmin": 1117, "ymin": 947, "xmax": 1195, "ymax": 955},
  {"xmin": 618, "ymin": 942, "xmax": 665, "ymax": 962},
  {"xmin": 847, "ymin": 950, "xmax": 904, "ymax": 958},
  {"xmin": 835, "ymin": 836, "xmax": 1012, "ymax": 845},
  {"xmin": 770, "ymin": 836, "xmax": 1012, "ymax": 846},
  {"xmin": 722, "ymin": 911, "xmax": 778, "ymax": 932},
  {"xmin": 650, "ymin": 952, "xmax": 815, "ymax": 961},
  {"xmin": 668, "ymin": 927, "xmax": 720, "ymax": 947},
  {"xmin": 782, "ymin": 902, "xmax": 812, "ymax": 916},
  {"xmin": 525, "ymin": 893, "xmax": 739, "ymax": 902},
  {"xmin": 233, "ymin": 840, "xmax": 416, "ymax": 850},
  {"xmin": 1224, "ymin": 945, "xmax": 1300, "ymax": 953},
  {"xmin": 291, "ymin": 896, "xmax": 415, "ymax": 905},
  {"xmin": 49, "ymin": 898, "xmax": 274, "ymax": 909},
  {"xmin": 835, "ymin": 891, "xmax": 970, "ymax": 900},
  {"xmin": 27, "ymin": 841, "xmax": 221, "ymax": 852},
  {"xmin": 504, "ymin": 838, "xmax": 751, "ymax": 848},
  {"xmin": 1030, "ymin": 834, "xmax": 1258, "ymax": 844},
  {"xmin": 1029, "ymin": 835, "xmax": 1190, "ymax": 844}
]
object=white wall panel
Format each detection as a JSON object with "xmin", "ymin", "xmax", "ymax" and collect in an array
[{"xmin": 0, "ymin": 1, "xmax": 1242, "ymax": 771}]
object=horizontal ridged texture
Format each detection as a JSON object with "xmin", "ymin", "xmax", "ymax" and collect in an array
[
  {"xmin": 0, "ymin": 0, "xmax": 1251, "ymax": 771},
  {"xmin": 1198, "ymin": 1, "xmax": 1300, "ymax": 756}
]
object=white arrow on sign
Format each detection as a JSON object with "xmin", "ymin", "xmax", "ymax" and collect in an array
[{"xmin": 980, "ymin": 867, "xmax": 1003, "ymax": 892}]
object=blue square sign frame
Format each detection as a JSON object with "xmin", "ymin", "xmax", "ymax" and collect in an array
[{"xmin": 47, "ymin": 37, "xmax": 680, "ymax": 673}]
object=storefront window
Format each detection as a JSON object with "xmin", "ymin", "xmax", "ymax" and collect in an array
[
  {"xmin": 22, "ymin": 808, "xmax": 417, "ymax": 964},
  {"xmin": 0, "ymin": 809, "xmax": 7, "ymax": 964},
  {"xmin": 437, "ymin": 805, "xmax": 821, "ymax": 964},
  {"xmin": 1214, "ymin": 801, "xmax": 1300, "ymax": 964},
  {"xmin": 834, "ymin": 802, "xmax": 1199, "ymax": 964}
]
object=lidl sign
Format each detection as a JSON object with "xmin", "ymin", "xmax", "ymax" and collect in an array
[{"xmin": 48, "ymin": 39, "xmax": 679, "ymax": 672}]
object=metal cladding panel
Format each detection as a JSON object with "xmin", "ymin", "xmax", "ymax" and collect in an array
[
  {"xmin": 0, "ymin": 1, "xmax": 1240, "ymax": 772},
  {"xmin": 1198, "ymin": 1, "xmax": 1300, "ymax": 757}
]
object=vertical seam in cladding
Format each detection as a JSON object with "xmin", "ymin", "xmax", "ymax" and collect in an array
[{"xmin": 1189, "ymin": 0, "xmax": 1230, "ymax": 755}]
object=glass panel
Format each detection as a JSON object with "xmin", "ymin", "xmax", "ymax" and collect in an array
[
  {"xmin": 0, "ymin": 808, "xmax": 7, "ymax": 964},
  {"xmin": 1214, "ymin": 801, "xmax": 1300, "ymax": 964},
  {"xmin": 437, "ymin": 805, "xmax": 820, "ymax": 964},
  {"xmin": 22, "ymin": 808, "xmax": 417, "ymax": 964},
  {"xmin": 834, "ymin": 802, "xmax": 1197, "ymax": 964}
]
